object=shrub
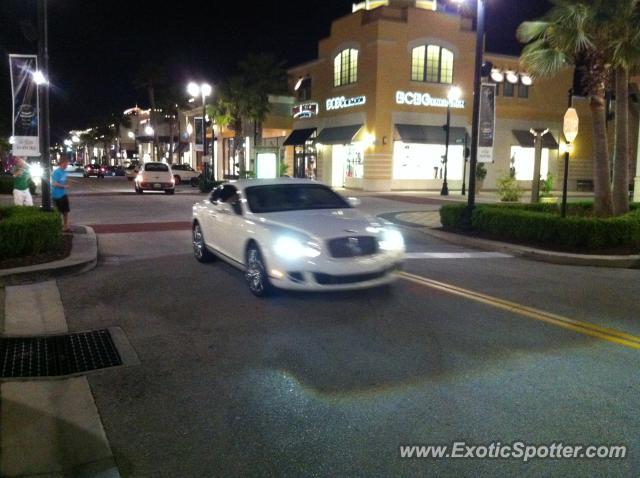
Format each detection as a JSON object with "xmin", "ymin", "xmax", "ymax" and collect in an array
[
  {"xmin": 496, "ymin": 173, "xmax": 523, "ymax": 202},
  {"xmin": 0, "ymin": 206, "xmax": 62, "ymax": 260},
  {"xmin": 439, "ymin": 203, "xmax": 640, "ymax": 252},
  {"xmin": 540, "ymin": 173, "xmax": 554, "ymax": 197},
  {"xmin": 476, "ymin": 163, "xmax": 487, "ymax": 181}
]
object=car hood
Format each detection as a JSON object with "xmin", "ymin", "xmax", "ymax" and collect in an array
[{"xmin": 256, "ymin": 208, "xmax": 385, "ymax": 240}]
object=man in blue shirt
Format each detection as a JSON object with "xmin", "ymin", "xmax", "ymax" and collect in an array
[{"xmin": 52, "ymin": 158, "xmax": 71, "ymax": 232}]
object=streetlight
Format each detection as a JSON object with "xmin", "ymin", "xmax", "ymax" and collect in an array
[
  {"xmin": 37, "ymin": 0, "xmax": 52, "ymax": 211},
  {"xmin": 441, "ymin": 85, "xmax": 462, "ymax": 196},
  {"xmin": 453, "ymin": 0, "xmax": 485, "ymax": 221},
  {"xmin": 562, "ymin": 89, "xmax": 578, "ymax": 218},
  {"xmin": 187, "ymin": 81, "xmax": 212, "ymax": 179}
]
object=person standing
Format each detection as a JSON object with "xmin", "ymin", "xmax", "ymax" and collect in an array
[
  {"xmin": 12, "ymin": 157, "xmax": 33, "ymax": 206},
  {"xmin": 52, "ymin": 158, "xmax": 71, "ymax": 232}
]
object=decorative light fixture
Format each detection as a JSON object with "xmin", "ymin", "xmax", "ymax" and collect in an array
[
  {"xmin": 490, "ymin": 68, "xmax": 504, "ymax": 83},
  {"xmin": 145, "ymin": 125, "xmax": 154, "ymax": 135},
  {"xmin": 505, "ymin": 70, "xmax": 519, "ymax": 84},
  {"xmin": 520, "ymin": 73, "xmax": 533, "ymax": 86},
  {"xmin": 32, "ymin": 70, "xmax": 47, "ymax": 85}
]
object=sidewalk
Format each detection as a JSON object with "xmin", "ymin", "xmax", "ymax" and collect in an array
[
  {"xmin": 383, "ymin": 210, "xmax": 640, "ymax": 269},
  {"xmin": 0, "ymin": 225, "xmax": 123, "ymax": 476}
]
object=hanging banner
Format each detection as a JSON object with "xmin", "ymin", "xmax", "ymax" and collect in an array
[
  {"xmin": 194, "ymin": 117, "xmax": 204, "ymax": 152},
  {"xmin": 478, "ymin": 83, "xmax": 496, "ymax": 163},
  {"xmin": 9, "ymin": 54, "xmax": 40, "ymax": 156}
]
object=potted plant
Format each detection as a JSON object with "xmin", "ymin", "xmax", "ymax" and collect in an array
[{"xmin": 475, "ymin": 163, "xmax": 487, "ymax": 193}]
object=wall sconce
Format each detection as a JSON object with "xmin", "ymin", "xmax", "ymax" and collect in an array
[{"xmin": 382, "ymin": 136, "xmax": 388, "ymax": 145}]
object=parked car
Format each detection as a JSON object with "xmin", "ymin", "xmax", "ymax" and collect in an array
[
  {"xmin": 125, "ymin": 160, "xmax": 141, "ymax": 181},
  {"xmin": 65, "ymin": 162, "xmax": 84, "ymax": 173},
  {"xmin": 106, "ymin": 165, "xmax": 125, "ymax": 176},
  {"xmin": 191, "ymin": 179, "xmax": 405, "ymax": 296},
  {"xmin": 84, "ymin": 163, "xmax": 106, "ymax": 178},
  {"xmin": 171, "ymin": 164, "xmax": 201, "ymax": 186},
  {"xmin": 134, "ymin": 162, "xmax": 175, "ymax": 194}
]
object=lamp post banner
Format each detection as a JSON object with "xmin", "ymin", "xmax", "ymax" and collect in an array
[
  {"xmin": 194, "ymin": 117, "xmax": 204, "ymax": 152},
  {"xmin": 9, "ymin": 54, "xmax": 40, "ymax": 156},
  {"xmin": 478, "ymin": 83, "xmax": 496, "ymax": 163}
]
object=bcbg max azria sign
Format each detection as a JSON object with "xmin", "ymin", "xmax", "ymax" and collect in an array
[{"xmin": 396, "ymin": 91, "xmax": 465, "ymax": 109}]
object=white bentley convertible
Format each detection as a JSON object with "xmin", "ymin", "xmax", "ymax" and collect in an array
[{"xmin": 191, "ymin": 179, "xmax": 405, "ymax": 296}]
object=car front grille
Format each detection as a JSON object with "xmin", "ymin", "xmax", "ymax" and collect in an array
[
  {"xmin": 327, "ymin": 236, "xmax": 378, "ymax": 258},
  {"xmin": 313, "ymin": 266, "xmax": 397, "ymax": 285}
]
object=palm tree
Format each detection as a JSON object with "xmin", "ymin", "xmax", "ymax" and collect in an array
[
  {"xmin": 214, "ymin": 54, "xmax": 287, "ymax": 177},
  {"xmin": 607, "ymin": 0, "xmax": 640, "ymax": 214},
  {"xmin": 134, "ymin": 63, "xmax": 166, "ymax": 161},
  {"xmin": 518, "ymin": 1, "xmax": 615, "ymax": 216},
  {"xmin": 107, "ymin": 112, "xmax": 132, "ymax": 165}
]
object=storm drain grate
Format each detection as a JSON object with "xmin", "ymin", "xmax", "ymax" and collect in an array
[{"xmin": 0, "ymin": 329, "xmax": 122, "ymax": 378}]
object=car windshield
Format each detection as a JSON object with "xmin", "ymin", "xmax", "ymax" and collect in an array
[
  {"xmin": 144, "ymin": 163, "xmax": 169, "ymax": 172},
  {"xmin": 245, "ymin": 184, "xmax": 350, "ymax": 213}
]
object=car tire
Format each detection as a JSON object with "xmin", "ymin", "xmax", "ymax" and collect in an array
[
  {"xmin": 165, "ymin": 189, "xmax": 175, "ymax": 195},
  {"xmin": 245, "ymin": 243, "xmax": 272, "ymax": 297},
  {"xmin": 192, "ymin": 222, "xmax": 215, "ymax": 263}
]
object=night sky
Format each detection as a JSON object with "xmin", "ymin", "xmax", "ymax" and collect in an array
[{"xmin": 0, "ymin": 0, "xmax": 550, "ymax": 142}]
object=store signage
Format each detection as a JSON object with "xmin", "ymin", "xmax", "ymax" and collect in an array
[
  {"xmin": 326, "ymin": 95, "xmax": 366, "ymax": 111},
  {"xmin": 395, "ymin": 91, "xmax": 465, "ymax": 109},
  {"xmin": 293, "ymin": 103, "xmax": 319, "ymax": 119},
  {"xmin": 563, "ymin": 108, "xmax": 579, "ymax": 143},
  {"xmin": 478, "ymin": 83, "xmax": 496, "ymax": 163}
]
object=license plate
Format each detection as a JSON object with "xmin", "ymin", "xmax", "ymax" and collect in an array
[{"xmin": 154, "ymin": 183, "xmax": 161, "ymax": 189}]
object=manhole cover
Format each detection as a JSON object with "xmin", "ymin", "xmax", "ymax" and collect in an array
[{"xmin": 0, "ymin": 329, "xmax": 123, "ymax": 378}]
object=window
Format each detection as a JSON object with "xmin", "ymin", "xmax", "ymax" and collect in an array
[
  {"xmin": 411, "ymin": 45, "xmax": 454, "ymax": 84},
  {"xmin": 503, "ymin": 82, "xmax": 515, "ymax": 97},
  {"xmin": 334, "ymin": 49, "xmax": 358, "ymax": 87},
  {"xmin": 518, "ymin": 84, "xmax": 529, "ymax": 99}
]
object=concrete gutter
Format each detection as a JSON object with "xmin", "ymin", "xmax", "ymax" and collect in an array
[
  {"xmin": 0, "ymin": 225, "xmax": 98, "ymax": 285},
  {"xmin": 422, "ymin": 228, "xmax": 640, "ymax": 269}
]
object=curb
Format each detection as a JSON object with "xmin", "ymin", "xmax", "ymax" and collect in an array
[
  {"xmin": 0, "ymin": 226, "xmax": 98, "ymax": 285},
  {"xmin": 381, "ymin": 212, "xmax": 640, "ymax": 269}
]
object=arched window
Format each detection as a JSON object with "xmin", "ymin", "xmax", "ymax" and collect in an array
[
  {"xmin": 411, "ymin": 45, "xmax": 454, "ymax": 84},
  {"xmin": 334, "ymin": 49, "xmax": 359, "ymax": 87}
]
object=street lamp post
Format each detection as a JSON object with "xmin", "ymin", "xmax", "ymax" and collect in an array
[
  {"xmin": 562, "ymin": 89, "xmax": 578, "ymax": 218},
  {"xmin": 441, "ymin": 86, "xmax": 462, "ymax": 196},
  {"xmin": 37, "ymin": 0, "xmax": 52, "ymax": 211},
  {"xmin": 187, "ymin": 82, "xmax": 212, "ymax": 180},
  {"xmin": 456, "ymin": 0, "xmax": 485, "ymax": 219}
]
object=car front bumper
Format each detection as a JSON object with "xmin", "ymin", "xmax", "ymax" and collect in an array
[{"xmin": 264, "ymin": 249, "xmax": 404, "ymax": 291}]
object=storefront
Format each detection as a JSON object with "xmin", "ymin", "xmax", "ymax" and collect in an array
[{"xmin": 283, "ymin": 128, "xmax": 317, "ymax": 179}]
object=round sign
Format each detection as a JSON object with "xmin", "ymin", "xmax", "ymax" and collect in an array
[{"xmin": 563, "ymin": 108, "xmax": 579, "ymax": 143}]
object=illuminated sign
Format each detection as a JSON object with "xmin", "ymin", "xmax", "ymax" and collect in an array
[
  {"xmin": 293, "ymin": 103, "xmax": 319, "ymax": 119},
  {"xmin": 396, "ymin": 91, "xmax": 465, "ymax": 109},
  {"xmin": 326, "ymin": 95, "xmax": 366, "ymax": 111}
]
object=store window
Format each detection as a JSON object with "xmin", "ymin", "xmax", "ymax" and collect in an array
[
  {"xmin": 503, "ymin": 82, "xmax": 515, "ymax": 97},
  {"xmin": 510, "ymin": 146, "xmax": 549, "ymax": 180},
  {"xmin": 223, "ymin": 137, "xmax": 240, "ymax": 178},
  {"xmin": 518, "ymin": 84, "xmax": 530, "ymax": 99},
  {"xmin": 411, "ymin": 45, "xmax": 454, "ymax": 84},
  {"xmin": 334, "ymin": 49, "xmax": 358, "ymax": 87},
  {"xmin": 393, "ymin": 142, "xmax": 464, "ymax": 180},
  {"xmin": 331, "ymin": 144, "xmax": 364, "ymax": 187}
]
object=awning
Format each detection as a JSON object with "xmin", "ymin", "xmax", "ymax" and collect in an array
[
  {"xmin": 315, "ymin": 124, "xmax": 363, "ymax": 145},
  {"xmin": 283, "ymin": 128, "xmax": 316, "ymax": 146},
  {"xmin": 512, "ymin": 130, "xmax": 559, "ymax": 149},
  {"xmin": 395, "ymin": 124, "xmax": 468, "ymax": 145}
]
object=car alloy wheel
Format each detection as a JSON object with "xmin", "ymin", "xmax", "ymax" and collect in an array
[
  {"xmin": 245, "ymin": 245, "xmax": 270, "ymax": 297},
  {"xmin": 192, "ymin": 223, "xmax": 214, "ymax": 262}
]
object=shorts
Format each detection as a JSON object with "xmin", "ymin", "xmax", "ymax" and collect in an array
[
  {"xmin": 13, "ymin": 188, "xmax": 33, "ymax": 206},
  {"xmin": 54, "ymin": 195, "xmax": 70, "ymax": 214}
]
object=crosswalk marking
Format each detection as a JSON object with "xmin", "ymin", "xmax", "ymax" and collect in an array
[{"xmin": 404, "ymin": 252, "xmax": 513, "ymax": 259}]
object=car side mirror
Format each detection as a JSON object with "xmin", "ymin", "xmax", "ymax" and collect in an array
[{"xmin": 347, "ymin": 197, "xmax": 361, "ymax": 208}]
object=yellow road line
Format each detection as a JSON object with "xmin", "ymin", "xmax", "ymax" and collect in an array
[{"xmin": 399, "ymin": 271, "xmax": 640, "ymax": 350}]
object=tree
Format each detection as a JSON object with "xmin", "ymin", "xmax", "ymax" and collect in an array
[
  {"xmin": 157, "ymin": 85, "xmax": 191, "ymax": 164},
  {"xmin": 107, "ymin": 112, "xmax": 132, "ymax": 165},
  {"xmin": 134, "ymin": 63, "xmax": 167, "ymax": 161},
  {"xmin": 518, "ymin": 1, "xmax": 615, "ymax": 216},
  {"xmin": 213, "ymin": 53, "xmax": 287, "ymax": 177},
  {"xmin": 607, "ymin": 0, "xmax": 640, "ymax": 214}
]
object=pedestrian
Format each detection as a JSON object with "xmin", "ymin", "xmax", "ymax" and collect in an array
[
  {"xmin": 12, "ymin": 157, "xmax": 33, "ymax": 206},
  {"xmin": 52, "ymin": 158, "xmax": 72, "ymax": 233}
]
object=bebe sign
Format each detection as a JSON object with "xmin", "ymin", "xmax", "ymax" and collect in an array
[
  {"xmin": 326, "ymin": 95, "xmax": 366, "ymax": 110},
  {"xmin": 396, "ymin": 91, "xmax": 465, "ymax": 109}
]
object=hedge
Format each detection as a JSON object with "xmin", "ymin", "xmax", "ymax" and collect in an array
[
  {"xmin": 0, "ymin": 206, "xmax": 62, "ymax": 260},
  {"xmin": 439, "ymin": 203, "xmax": 640, "ymax": 252}
]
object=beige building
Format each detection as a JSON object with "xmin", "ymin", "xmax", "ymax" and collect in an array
[{"xmin": 285, "ymin": 0, "xmax": 639, "ymax": 194}]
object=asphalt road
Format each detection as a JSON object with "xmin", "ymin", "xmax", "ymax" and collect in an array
[{"xmin": 52, "ymin": 177, "xmax": 640, "ymax": 477}]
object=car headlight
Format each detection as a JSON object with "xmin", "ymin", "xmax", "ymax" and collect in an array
[
  {"xmin": 273, "ymin": 236, "xmax": 321, "ymax": 259},
  {"xmin": 379, "ymin": 228, "xmax": 405, "ymax": 251}
]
